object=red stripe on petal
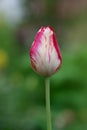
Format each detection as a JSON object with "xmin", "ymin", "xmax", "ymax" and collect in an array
[
  {"xmin": 52, "ymin": 33, "xmax": 62, "ymax": 62},
  {"xmin": 30, "ymin": 27, "xmax": 45, "ymax": 57},
  {"xmin": 46, "ymin": 26, "xmax": 62, "ymax": 63}
]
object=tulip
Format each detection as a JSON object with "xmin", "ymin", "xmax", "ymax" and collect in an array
[
  {"xmin": 29, "ymin": 26, "xmax": 62, "ymax": 130},
  {"xmin": 30, "ymin": 26, "xmax": 62, "ymax": 77}
]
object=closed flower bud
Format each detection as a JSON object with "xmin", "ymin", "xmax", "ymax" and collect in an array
[{"xmin": 30, "ymin": 26, "xmax": 62, "ymax": 77}]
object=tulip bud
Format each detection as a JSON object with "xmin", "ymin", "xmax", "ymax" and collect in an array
[{"xmin": 30, "ymin": 26, "xmax": 62, "ymax": 77}]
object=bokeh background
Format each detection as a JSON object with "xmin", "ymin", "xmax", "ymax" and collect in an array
[{"xmin": 0, "ymin": 0, "xmax": 87, "ymax": 130}]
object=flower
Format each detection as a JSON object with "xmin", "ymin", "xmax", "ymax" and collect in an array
[{"xmin": 30, "ymin": 26, "xmax": 62, "ymax": 77}]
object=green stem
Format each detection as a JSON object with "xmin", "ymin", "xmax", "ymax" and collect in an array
[{"xmin": 45, "ymin": 77, "xmax": 52, "ymax": 130}]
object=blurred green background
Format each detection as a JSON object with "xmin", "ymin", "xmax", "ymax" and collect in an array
[{"xmin": 0, "ymin": 0, "xmax": 87, "ymax": 130}]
